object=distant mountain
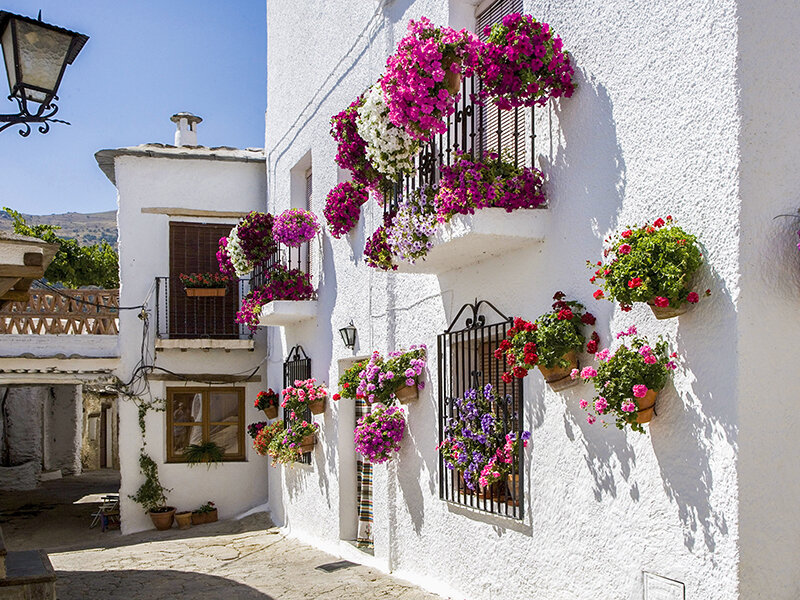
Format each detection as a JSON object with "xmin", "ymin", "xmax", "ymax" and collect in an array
[{"xmin": 0, "ymin": 210, "xmax": 118, "ymax": 248}]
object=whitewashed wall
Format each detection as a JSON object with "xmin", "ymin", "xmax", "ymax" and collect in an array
[
  {"xmin": 264, "ymin": 0, "xmax": 800, "ymax": 598},
  {"xmin": 110, "ymin": 151, "xmax": 270, "ymax": 534}
]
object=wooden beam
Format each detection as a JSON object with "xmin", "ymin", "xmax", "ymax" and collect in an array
[
  {"xmin": 141, "ymin": 207, "xmax": 250, "ymax": 219},
  {"xmin": 146, "ymin": 372, "xmax": 261, "ymax": 383},
  {"xmin": 0, "ymin": 290, "xmax": 30, "ymax": 302},
  {"xmin": 0, "ymin": 277, "xmax": 20, "ymax": 297},
  {"xmin": 0, "ymin": 265, "xmax": 43, "ymax": 278},
  {"xmin": 23, "ymin": 252, "xmax": 43, "ymax": 266}
]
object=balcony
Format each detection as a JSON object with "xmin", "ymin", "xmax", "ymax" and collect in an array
[
  {"xmin": 250, "ymin": 242, "xmax": 318, "ymax": 328},
  {"xmin": 154, "ymin": 277, "xmax": 253, "ymax": 351}
]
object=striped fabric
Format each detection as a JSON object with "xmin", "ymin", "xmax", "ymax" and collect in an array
[{"xmin": 355, "ymin": 396, "xmax": 373, "ymax": 548}]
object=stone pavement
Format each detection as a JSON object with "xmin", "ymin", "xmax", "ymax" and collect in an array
[{"xmin": 49, "ymin": 512, "xmax": 443, "ymax": 599}]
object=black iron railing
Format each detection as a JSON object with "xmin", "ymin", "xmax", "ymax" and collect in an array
[
  {"xmin": 438, "ymin": 300, "xmax": 525, "ymax": 520},
  {"xmin": 250, "ymin": 241, "xmax": 312, "ymax": 293},
  {"xmin": 154, "ymin": 276, "xmax": 251, "ymax": 340},
  {"xmin": 386, "ymin": 74, "xmax": 537, "ymax": 215},
  {"xmin": 283, "ymin": 345, "xmax": 313, "ymax": 465}
]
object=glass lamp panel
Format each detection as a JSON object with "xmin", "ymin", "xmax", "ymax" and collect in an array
[
  {"xmin": 1, "ymin": 24, "xmax": 16, "ymax": 96},
  {"xmin": 209, "ymin": 424, "xmax": 240, "ymax": 455},
  {"xmin": 14, "ymin": 19, "xmax": 73, "ymax": 102},
  {"xmin": 171, "ymin": 392, "xmax": 202, "ymax": 423},
  {"xmin": 209, "ymin": 391, "xmax": 240, "ymax": 423}
]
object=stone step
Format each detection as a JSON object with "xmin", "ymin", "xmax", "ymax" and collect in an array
[{"xmin": 0, "ymin": 550, "xmax": 56, "ymax": 600}]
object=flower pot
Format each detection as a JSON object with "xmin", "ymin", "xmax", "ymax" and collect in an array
[
  {"xmin": 175, "ymin": 511, "xmax": 192, "ymax": 530},
  {"xmin": 647, "ymin": 301, "xmax": 689, "ymax": 320},
  {"xmin": 185, "ymin": 287, "xmax": 227, "ymax": 297},
  {"xmin": 299, "ymin": 434, "xmax": 316, "ymax": 454},
  {"xmin": 445, "ymin": 70, "xmax": 462, "ymax": 95},
  {"xmin": 262, "ymin": 406, "xmax": 278, "ymax": 420},
  {"xmin": 506, "ymin": 474, "xmax": 520, "ymax": 506},
  {"xmin": 308, "ymin": 397, "xmax": 326, "ymax": 415},
  {"xmin": 148, "ymin": 506, "xmax": 176, "ymax": 530},
  {"xmin": 537, "ymin": 350, "xmax": 579, "ymax": 391},
  {"xmin": 191, "ymin": 508, "xmax": 218, "ymax": 525},
  {"xmin": 635, "ymin": 388, "xmax": 660, "ymax": 424},
  {"xmin": 394, "ymin": 384, "xmax": 418, "ymax": 403}
]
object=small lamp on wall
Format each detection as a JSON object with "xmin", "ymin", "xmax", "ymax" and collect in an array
[{"xmin": 339, "ymin": 320, "xmax": 357, "ymax": 349}]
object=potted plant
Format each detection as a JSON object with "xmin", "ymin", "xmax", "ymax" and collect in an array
[
  {"xmin": 364, "ymin": 219, "xmax": 397, "ymax": 271},
  {"xmin": 273, "ymin": 208, "xmax": 320, "ymax": 247},
  {"xmin": 574, "ymin": 326, "xmax": 678, "ymax": 433},
  {"xmin": 438, "ymin": 384, "xmax": 530, "ymax": 499},
  {"xmin": 324, "ymin": 181, "xmax": 370, "ymax": 239},
  {"xmin": 129, "ymin": 453, "xmax": 174, "ymax": 531},
  {"xmin": 191, "ymin": 500, "xmax": 218, "ymax": 525},
  {"xmin": 336, "ymin": 359, "xmax": 367, "ymax": 401},
  {"xmin": 590, "ymin": 216, "xmax": 708, "ymax": 319},
  {"xmin": 252, "ymin": 421, "xmax": 284, "ymax": 456},
  {"xmin": 235, "ymin": 264, "xmax": 314, "ymax": 331},
  {"xmin": 330, "ymin": 95, "xmax": 383, "ymax": 189},
  {"xmin": 266, "ymin": 420, "xmax": 320, "ymax": 466},
  {"xmin": 255, "ymin": 389, "xmax": 279, "ymax": 419},
  {"xmin": 225, "ymin": 211, "xmax": 278, "ymax": 277},
  {"xmin": 282, "ymin": 378, "xmax": 329, "ymax": 416},
  {"xmin": 179, "ymin": 272, "xmax": 229, "ymax": 297},
  {"xmin": 175, "ymin": 511, "xmax": 192, "ymax": 530},
  {"xmin": 382, "ymin": 345, "xmax": 427, "ymax": 402},
  {"xmin": 499, "ymin": 293, "xmax": 599, "ymax": 391},
  {"xmin": 247, "ymin": 421, "xmax": 268, "ymax": 440},
  {"xmin": 476, "ymin": 12, "xmax": 574, "ymax": 109},
  {"xmin": 354, "ymin": 404, "xmax": 406, "ymax": 463},
  {"xmin": 381, "ymin": 17, "xmax": 481, "ymax": 141},
  {"xmin": 183, "ymin": 441, "xmax": 224, "ymax": 467},
  {"xmin": 386, "ymin": 186, "xmax": 439, "ymax": 265}
]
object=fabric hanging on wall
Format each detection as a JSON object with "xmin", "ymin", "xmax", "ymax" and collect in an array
[{"xmin": 355, "ymin": 396, "xmax": 373, "ymax": 548}]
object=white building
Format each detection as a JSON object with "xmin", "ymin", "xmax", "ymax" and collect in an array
[{"xmin": 104, "ymin": 0, "xmax": 800, "ymax": 598}]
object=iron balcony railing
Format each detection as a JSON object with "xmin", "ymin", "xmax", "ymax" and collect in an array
[
  {"xmin": 250, "ymin": 241, "xmax": 312, "ymax": 294},
  {"xmin": 154, "ymin": 276, "xmax": 251, "ymax": 340},
  {"xmin": 386, "ymin": 73, "xmax": 537, "ymax": 215}
]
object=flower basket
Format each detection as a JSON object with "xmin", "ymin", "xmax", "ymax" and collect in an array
[
  {"xmin": 395, "ymin": 384, "xmax": 418, "ymax": 403},
  {"xmin": 263, "ymin": 406, "xmax": 278, "ymax": 420},
  {"xmin": 191, "ymin": 508, "xmax": 218, "ymax": 525},
  {"xmin": 647, "ymin": 301, "xmax": 690, "ymax": 320},
  {"xmin": 175, "ymin": 511, "xmax": 192, "ymax": 530},
  {"xmin": 308, "ymin": 397, "xmax": 326, "ymax": 415},
  {"xmin": 537, "ymin": 350, "xmax": 579, "ymax": 391},
  {"xmin": 636, "ymin": 388, "xmax": 659, "ymax": 424},
  {"xmin": 185, "ymin": 287, "xmax": 227, "ymax": 297},
  {"xmin": 299, "ymin": 433, "xmax": 316, "ymax": 454}
]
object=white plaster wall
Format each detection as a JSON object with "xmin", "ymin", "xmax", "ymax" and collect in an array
[
  {"xmin": 265, "ymin": 0, "xmax": 749, "ymax": 598},
  {"xmin": 112, "ymin": 153, "xmax": 271, "ymax": 533},
  {"xmin": 42, "ymin": 384, "xmax": 82, "ymax": 476},
  {"xmin": 0, "ymin": 334, "xmax": 119, "ymax": 359}
]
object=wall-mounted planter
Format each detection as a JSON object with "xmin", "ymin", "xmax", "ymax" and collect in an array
[
  {"xmin": 636, "ymin": 388, "xmax": 659, "ymax": 424},
  {"xmin": 395, "ymin": 384, "xmax": 418, "ymax": 402},
  {"xmin": 393, "ymin": 208, "xmax": 550, "ymax": 275},
  {"xmin": 185, "ymin": 287, "xmax": 227, "ymax": 297},
  {"xmin": 257, "ymin": 300, "xmax": 318, "ymax": 327},
  {"xmin": 263, "ymin": 406, "xmax": 278, "ymax": 420},
  {"xmin": 537, "ymin": 350, "xmax": 579, "ymax": 392}
]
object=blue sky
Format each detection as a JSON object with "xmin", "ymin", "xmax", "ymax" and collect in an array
[{"xmin": 0, "ymin": 0, "xmax": 266, "ymax": 215}]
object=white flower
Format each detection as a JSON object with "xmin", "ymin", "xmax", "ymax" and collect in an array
[
  {"xmin": 226, "ymin": 226, "xmax": 253, "ymax": 277},
  {"xmin": 356, "ymin": 84, "xmax": 420, "ymax": 178}
]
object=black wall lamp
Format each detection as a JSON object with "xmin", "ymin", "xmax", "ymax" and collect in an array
[
  {"xmin": 0, "ymin": 11, "xmax": 89, "ymax": 136},
  {"xmin": 339, "ymin": 320, "xmax": 357, "ymax": 349}
]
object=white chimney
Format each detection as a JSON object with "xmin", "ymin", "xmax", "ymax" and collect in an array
[{"xmin": 170, "ymin": 112, "xmax": 203, "ymax": 146}]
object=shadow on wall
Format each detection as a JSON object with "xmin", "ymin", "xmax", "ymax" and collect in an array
[{"xmin": 56, "ymin": 570, "xmax": 274, "ymax": 600}]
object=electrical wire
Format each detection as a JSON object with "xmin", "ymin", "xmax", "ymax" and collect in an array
[{"xmin": 35, "ymin": 279, "xmax": 150, "ymax": 311}]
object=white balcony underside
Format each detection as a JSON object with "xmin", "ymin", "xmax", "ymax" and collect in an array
[{"xmin": 257, "ymin": 300, "xmax": 318, "ymax": 327}]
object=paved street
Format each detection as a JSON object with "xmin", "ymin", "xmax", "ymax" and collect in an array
[{"xmin": 49, "ymin": 512, "xmax": 442, "ymax": 599}]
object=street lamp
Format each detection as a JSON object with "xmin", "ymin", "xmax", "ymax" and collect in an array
[{"xmin": 0, "ymin": 11, "xmax": 88, "ymax": 136}]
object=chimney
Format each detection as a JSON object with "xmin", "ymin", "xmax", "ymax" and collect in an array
[{"xmin": 170, "ymin": 112, "xmax": 203, "ymax": 146}]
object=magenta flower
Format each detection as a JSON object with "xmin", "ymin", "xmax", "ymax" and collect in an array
[
  {"xmin": 632, "ymin": 384, "xmax": 648, "ymax": 398},
  {"xmin": 621, "ymin": 401, "xmax": 636, "ymax": 413},
  {"xmin": 580, "ymin": 366, "xmax": 597, "ymax": 378}
]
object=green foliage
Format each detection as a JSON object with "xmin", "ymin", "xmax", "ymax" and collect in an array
[
  {"xmin": 266, "ymin": 420, "xmax": 318, "ymax": 466},
  {"xmin": 338, "ymin": 360, "xmax": 366, "ymax": 399},
  {"xmin": 195, "ymin": 500, "xmax": 216, "ymax": 514},
  {"xmin": 183, "ymin": 441, "xmax": 225, "ymax": 467},
  {"xmin": 129, "ymin": 452, "xmax": 171, "ymax": 512},
  {"xmin": 4, "ymin": 207, "xmax": 119, "ymax": 288},
  {"xmin": 591, "ymin": 218, "xmax": 703, "ymax": 309}
]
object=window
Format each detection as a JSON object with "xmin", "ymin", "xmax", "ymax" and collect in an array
[
  {"xmin": 476, "ymin": 0, "xmax": 526, "ymax": 167},
  {"xmin": 166, "ymin": 387, "xmax": 245, "ymax": 462},
  {"xmin": 283, "ymin": 345, "xmax": 312, "ymax": 465}
]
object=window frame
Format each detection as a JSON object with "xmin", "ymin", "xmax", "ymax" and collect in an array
[{"xmin": 165, "ymin": 386, "xmax": 246, "ymax": 463}]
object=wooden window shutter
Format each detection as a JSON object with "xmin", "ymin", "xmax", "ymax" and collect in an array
[
  {"xmin": 305, "ymin": 170, "xmax": 313, "ymax": 210},
  {"xmin": 477, "ymin": 0, "xmax": 525, "ymax": 167}
]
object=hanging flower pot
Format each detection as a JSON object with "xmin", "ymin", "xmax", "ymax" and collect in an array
[
  {"xmin": 185, "ymin": 287, "xmax": 227, "ymax": 297},
  {"xmin": 263, "ymin": 406, "xmax": 278, "ymax": 420},
  {"xmin": 299, "ymin": 433, "xmax": 317, "ymax": 453},
  {"xmin": 647, "ymin": 300, "xmax": 691, "ymax": 320},
  {"xmin": 444, "ymin": 68, "xmax": 462, "ymax": 96},
  {"xmin": 255, "ymin": 389, "xmax": 279, "ymax": 420},
  {"xmin": 636, "ymin": 388, "xmax": 660, "ymax": 424},
  {"xmin": 537, "ymin": 350, "xmax": 580, "ymax": 391},
  {"xmin": 394, "ymin": 384, "xmax": 418, "ymax": 403},
  {"xmin": 308, "ymin": 397, "xmax": 326, "ymax": 415}
]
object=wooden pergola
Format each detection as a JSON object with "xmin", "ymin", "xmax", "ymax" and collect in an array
[{"xmin": 0, "ymin": 232, "xmax": 58, "ymax": 309}]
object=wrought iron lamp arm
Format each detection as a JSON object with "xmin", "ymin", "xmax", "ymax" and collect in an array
[{"xmin": 0, "ymin": 94, "xmax": 70, "ymax": 137}]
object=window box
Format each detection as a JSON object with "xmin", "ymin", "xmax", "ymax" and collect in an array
[
  {"xmin": 394, "ymin": 208, "xmax": 550, "ymax": 275},
  {"xmin": 257, "ymin": 300, "xmax": 317, "ymax": 327},
  {"xmin": 185, "ymin": 287, "xmax": 227, "ymax": 297}
]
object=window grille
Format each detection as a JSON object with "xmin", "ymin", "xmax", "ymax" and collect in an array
[
  {"xmin": 438, "ymin": 300, "xmax": 525, "ymax": 519},
  {"xmin": 283, "ymin": 345, "xmax": 313, "ymax": 465}
]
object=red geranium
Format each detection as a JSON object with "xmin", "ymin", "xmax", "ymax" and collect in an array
[{"xmin": 628, "ymin": 278, "xmax": 643, "ymax": 288}]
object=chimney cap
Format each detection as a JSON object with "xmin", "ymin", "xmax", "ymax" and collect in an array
[{"xmin": 170, "ymin": 112, "xmax": 203, "ymax": 124}]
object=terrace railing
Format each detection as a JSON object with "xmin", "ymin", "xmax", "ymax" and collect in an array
[{"xmin": 0, "ymin": 288, "xmax": 119, "ymax": 335}]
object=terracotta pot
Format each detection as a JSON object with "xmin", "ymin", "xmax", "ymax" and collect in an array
[
  {"xmin": 148, "ymin": 507, "xmax": 176, "ymax": 531},
  {"xmin": 445, "ymin": 69, "xmax": 462, "ymax": 95},
  {"xmin": 506, "ymin": 474, "xmax": 520, "ymax": 504},
  {"xmin": 185, "ymin": 287, "xmax": 227, "ymax": 297},
  {"xmin": 191, "ymin": 508, "xmax": 218, "ymax": 525},
  {"xmin": 299, "ymin": 433, "xmax": 316, "ymax": 454},
  {"xmin": 647, "ymin": 301, "xmax": 690, "ymax": 320},
  {"xmin": 394, "ymin": 384, "xmax": 418, "ymax": 403},
  {"xmin": 537, "ymin": 350, "xmax": 579, "ymax": 391},
  {"xmin": 175, "ymin": 511, "xmax": 192, "ymax": 530},
  {"xmin": 635, "ymin": 388, "xmax": 660, "ymax": 424},
  {"xmin": 308, "ymin": 397, "xmax": 326, "ymax": 415},
  {"xmin": 263, "ymin": 405, "xmax": 278, "ymax": 420}
]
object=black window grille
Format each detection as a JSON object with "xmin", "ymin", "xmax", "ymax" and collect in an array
[
  {"xmin": 250, "ymin": 241, "xmax": 312, "ymax": 293},
  {"xmin": 438, "ymin": 300, "xmax": 525, "ymax": 519},
  {"xmin": 283, "ymin": 345, "xmax": 313, "ymax": 465}
]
